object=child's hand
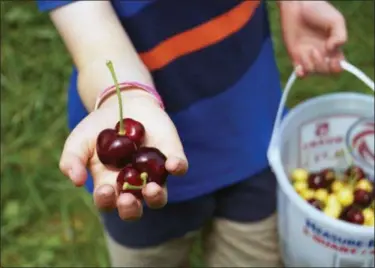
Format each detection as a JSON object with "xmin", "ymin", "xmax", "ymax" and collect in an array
[
  {"xmin": 280, "ymin": 1, "xmax": 348, "ymax": 77},
  {"xmin": 59, "ymin": 90, "xmax": 188, "ymax": 220}
]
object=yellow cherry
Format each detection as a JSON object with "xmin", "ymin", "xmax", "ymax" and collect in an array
[
  {"xmin": 331, "ymin": 180, "xmax": 345, "ymax": 194},
  {"xmin": 327, "ymin": 194, "xmax": 341, "ymax": 207},
  {"xmin": 291, "ymin": 168, "xmax": 309, "ymax": 183},
  {"xmin": 314, "ymin": 188, "xmax": 329, "ymax": 204},
  {"xmin": 301, "ymin": 189, "xmax": 315, "ymax": 200},
  {"xmin": 363, "ymin": 208, "xmax": 374, "ymax": 226},
  {"xmin": 293, "ymin": 181, "xmax": 308, "ymax": 194},
  {"xmin": 355, "ymin": 179, "xmax": 373, "ymax": 193},
  {"xmin": 337, "ymin": 187, "xmax": 354, "ymax": 207},
  {"xmin": 324, "ymin": 204, "xmax": 342, "ymax": 219}
]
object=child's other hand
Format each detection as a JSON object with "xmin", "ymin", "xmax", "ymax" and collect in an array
[
  {"xmin": 280, "ymin": 1, "xmax": 348, "ymax": 77},
  {"xmin": 58, "ymin": 90, "xmax": 188, "ymax": 221}
]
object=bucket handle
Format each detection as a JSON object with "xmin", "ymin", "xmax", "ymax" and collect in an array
[{"xmin": 268, "ymin": 60, "xmax": 375, "ymax": 153}]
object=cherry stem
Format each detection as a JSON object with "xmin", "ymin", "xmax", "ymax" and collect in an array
[
  {"xmin": 335, "ymin": 148, "xmax": 355, "ymax": 182},
  {"xmin": 122, "ymin": 182, "xmax": 144, "ymax": 191},
  {"xmin": 140, "ymin": 172, "xmax": 148, "ymax": 186},
  {"xmin": 106, "ymin": 60, "xmax": 126, "ymax": 135},
  {"xmin": 344, "ymin": 148, "xmax": 357, "ymax": 184}
]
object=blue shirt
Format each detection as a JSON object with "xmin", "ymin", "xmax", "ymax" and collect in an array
[{"xmin": 36, "ymin": 0, "xmax": 283, "ymax": 202}]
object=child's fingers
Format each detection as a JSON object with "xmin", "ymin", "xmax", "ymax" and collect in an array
[
  {"xmin": 91, "ymin": 165, "xmax": 119, "ymax": 211},
  {"xmin": 329, "ymin": 59, "xmax": 342, "ymax": 74},
  {"xmin": 59, "ymin": 153, "xmax": 88, "ymax": 186},
  {"xmin": 117, "ymin": 193, "xmax": 143, "ymax": 221},
  {"xmin": 92, "ymin": 164, "xmax": 148, "ymax": 220},
  {"xmin": 142, "ymin": 183, "xmax": 168, "ymax": 209},
  {"xmin": 326, "ymin": 15, "xmax": 347, "ymax": 52},
  {"xmin": 311, "ymin": 48, "xmax": 329, "ymax": 74},
  {"xmin": 59, "ymin": 122, "xmax": 92, "ymax": 186},
  {"xmin": 94, "ymin": 184, "xmax": 117, "ymax": 211},
  {"xmin": 328, "ymin": 50, "xmax": 345, "ymax": 74},
  {"xmin": 165, "ymin": 156, "xmax": 188, "ymax": 176},
  {"xmin": 294, "ymin": 64, "xmax": 305, "ymax": 77},
  {"xmin": 300, "ymin": 50, "xmax": 315, "ymax": 74}
]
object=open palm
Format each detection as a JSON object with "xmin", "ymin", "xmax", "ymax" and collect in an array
[{"xmin": 59, "ymin": 90, "xmax": 188, "ymax": 220}]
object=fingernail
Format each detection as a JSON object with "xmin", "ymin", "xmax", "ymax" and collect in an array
[
  {"xmin": 119, "ymin": 194, "xmax": 137, "ymax": 206},
  {"xmin": 68, "ymin": 168, "xmax": 76, "ymax": 180},
  {"xmin": 146, "ymin": 183, "xmax": 160, "ymax": 198},
  {"xmin": 94, "ymin": 185, "xmax": 116, "ymax": 209},
  {"xmin": 170, "ymin": 158, "xmax": 181, "ymax": 173},
  {"xmin": 295, "ymin": 65, "xmax": 303, "ymax": 74},
  {"xmin": 97, "ymin": 185, "xmax": 115, "ymax": 199},
  {"xmin": 167, "ymin": 156, "xmax": 187, "ymax": 175}
]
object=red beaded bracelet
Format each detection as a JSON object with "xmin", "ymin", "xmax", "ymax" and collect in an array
[{"xmin": 94, "ymin": 81, "xmax": 165, "ymax": 110}]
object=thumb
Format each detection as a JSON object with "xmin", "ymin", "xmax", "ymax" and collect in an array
[
  {"xmin": 165, "ymin": 155, "xmax": 188, "ymax": 176},
  {"xmin": 59, "ymin": 121, "xmax": 92, "ymax": 187},
  {"xmin": 299, "ymin": 2, "xmax": 347, "ymax": 52},
  {"xmin": 161, "ymin": 138, "xmax": 189, "ymax": 176},
  {"xmin": 152, "ymin": 124, "xmax": 189, "ymax": 176},
  {"xmin": 326, "ymin": 16, "xmax": 347, "ymax": 52}
]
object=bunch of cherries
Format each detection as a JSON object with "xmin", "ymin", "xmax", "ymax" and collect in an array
[
  {"xmin": 95, "ymin": 61, "xmax": 168, "ymax": 200},
  {"xmin": 291, "ymin": 165, "xmax": 374, "ymax": 226}
]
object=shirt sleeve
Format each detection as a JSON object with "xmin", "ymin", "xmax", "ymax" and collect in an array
[{"xmin": 35, "ymin": 0, "xmax": 75, "ymax": 12}]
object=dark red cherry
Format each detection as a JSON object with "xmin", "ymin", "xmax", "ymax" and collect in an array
[
  {"xmin": 345, "ymin": 166, "xmax": 366, "ymax": 181},
  {"xmin": 344, "ymin": 206, "xmax": 365, "ymax": 225},
  {"xmin": 320, "ymin": 168, "xmax": 336, "ymax": 187},
  {"xmin": 354, "ymin": 189, "xmax": 372, "ymax": 207},
  {"xmin": 307, "ymin": 198, "xmax": 323, "ymax": 210},
  {"xmin": 339, "ymin": 205, "xmax": 352, "ymax": 221},
  {"xmin": 308, "ymin": 173, "xmax": 327, "ymax": 190},
  {"xmin": 115, "ymin": 118, "xmax": 145, "ymax": 148},
  {"xmin": 132, "ymin": 147, "xmax": 168, "ymax": 186},
  {"xmin": 117, "ymin": 165, "xmax": 147, "ymax": 200},
  {"xmin": 96, "ymin": 129, "xmax": 137, "ymax": 169}
]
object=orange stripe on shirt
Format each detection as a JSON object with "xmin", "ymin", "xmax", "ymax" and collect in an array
[{"xmin": 139, "ymin": 0, "xmax": 260, "ymax": 71}]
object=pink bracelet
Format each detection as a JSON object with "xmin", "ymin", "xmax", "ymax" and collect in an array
[{"xmin": 94, "ymin": 81, "xmax": 164, "ymax": 110}]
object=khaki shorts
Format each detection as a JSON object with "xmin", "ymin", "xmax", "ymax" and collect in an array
[{"xmin": 105, "ymin": 213, "xmax": 282, "ymax": 267}]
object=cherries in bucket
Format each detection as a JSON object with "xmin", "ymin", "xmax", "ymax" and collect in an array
[
  {"xmin": 96, "ymin": 61, "xmax": 168, "ymax": 200},
  {"xmin": 291, "ymin": 164, "xmax": 374, "ymax": 226}
]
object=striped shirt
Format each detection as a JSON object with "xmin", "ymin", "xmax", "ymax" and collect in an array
[{"xmin": 37, "ymin": 0, "xmax": 283, "ymax": 202}]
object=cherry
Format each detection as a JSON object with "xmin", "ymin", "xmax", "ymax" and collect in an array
[
  {"xmin": 308, "ymin": 173, "xmax": 327, "ymax": 190},
  {"xmin": 307, "ymin": 198, "xmax": 323, "ymax": 210},
  {"xmin": 115, "ymin": 118, "xmax": 145, "ymax": 148},
  {"xmin": 343, "ymin": 206, "xmax": 365, "ymax": 225},
  {"xmin": 320, "ymin": 168, "xmax": 335, "ymax": 187},
  {"xmin": 354, "ymin": 189, "xmax": 372, "ymax": 207},
  {"xmin": 132, "ymin": 147, "xmax": 168, "ymax": 186},
  {"xmin": 345, "ymin": 165, "xmax": 366, "ymax": 181},
  {"xmin": 96, "ymin": 129, "xmax": 137, "ymax": 168},
  {"xmin": 96, "ymin": 60, "xmax": 138, "ymax": 169},
  {"xmin": 339, "ymin": 205, "xmax": 352, "ymax": 221},
  {"xmin": 291, "ymin": 168, "xmax": 308, "ymax": 182},
  {"xmin": 117, "ymin": 165, "xmax": 148, "ymax": 200}
]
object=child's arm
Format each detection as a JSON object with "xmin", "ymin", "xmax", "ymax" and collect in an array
[{"xmin": 49, "ymin": 1, "xmax": 155, "ymax": 111}]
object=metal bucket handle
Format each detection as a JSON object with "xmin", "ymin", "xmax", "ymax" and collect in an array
[{"xmin": 268, "ymin": 60, "xmax": 375, "ymax": 154}]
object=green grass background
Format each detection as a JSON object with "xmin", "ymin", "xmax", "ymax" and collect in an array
[{"xmin": 1, "ymin": 1, "xmax": 374, "ymax": 267}]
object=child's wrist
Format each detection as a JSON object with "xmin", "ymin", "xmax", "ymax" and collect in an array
[
  {"xmin": 98, "ymin": 87, "xmax": 162, "ymax": 110},
  {"xmin": 95, "ymin": 82, "xmax": 164, "ymax": 110}
]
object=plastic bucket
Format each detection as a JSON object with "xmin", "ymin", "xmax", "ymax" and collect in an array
[{"xmin": 267, "ymin": 60, "xmax": 375, "ymax": 267}]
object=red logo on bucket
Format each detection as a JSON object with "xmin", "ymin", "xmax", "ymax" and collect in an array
[
  {"xmin": 315, "ymin": 122, "xmax": 329, "ymax": 137},
  {"xmin": 346, "ymin": 118, "xmax": 374, "ymax": 170}
]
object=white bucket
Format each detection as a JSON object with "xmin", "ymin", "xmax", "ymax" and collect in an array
[{"xmin": 268, "ymin": 60, "xmax": 375, "ymax": 267}]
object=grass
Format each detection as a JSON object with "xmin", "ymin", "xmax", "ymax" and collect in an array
[{"xmin": 1, "ymin": 1, "xmax": 374, "ymax": 267}]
